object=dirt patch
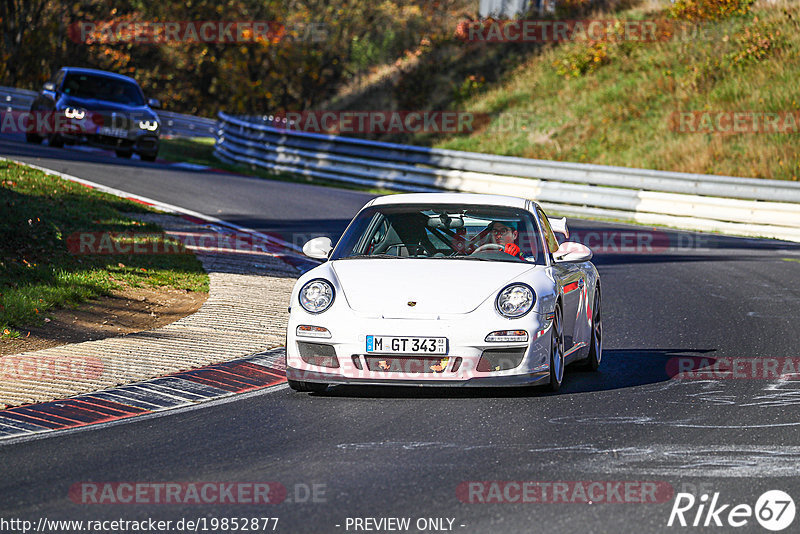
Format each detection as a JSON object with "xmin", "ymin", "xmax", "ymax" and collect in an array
[{"xmin": 0, "ymin": 287, "xmax": 207, "ymax": 356}]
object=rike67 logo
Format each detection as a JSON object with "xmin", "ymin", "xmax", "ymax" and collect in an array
[{"xmin": 668, "ymin": 490, "xmax": 795, "ymax": 531}]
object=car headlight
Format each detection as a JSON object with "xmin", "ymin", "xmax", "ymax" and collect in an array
[
  {"xmin": 64, "ymin": 107, "xmax": 86, "ymax": 119},
  {"xmin": 138, "ymin": 120, "xmax": 159, "ymax": 131},
  {"xmin": 495, "ymin": 283, "xmax": 535, "ymax": 318},
  {"xmin": 299, "ymin": 279, "xmax": 335, "ymax": 314}
]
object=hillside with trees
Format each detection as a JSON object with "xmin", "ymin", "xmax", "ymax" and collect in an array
[{"xmin": 3, "ymin": 0, "xmax": 797, "ymax": 179}]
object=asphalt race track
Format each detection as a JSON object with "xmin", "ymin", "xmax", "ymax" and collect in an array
[{"xmin": 3, "ymin": 136, "xmax": 800, "ymax": 533}]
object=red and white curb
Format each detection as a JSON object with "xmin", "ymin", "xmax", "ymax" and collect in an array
[{"xmin": 0, "ymin": 348, "xmax": 287, "ymax": 444}]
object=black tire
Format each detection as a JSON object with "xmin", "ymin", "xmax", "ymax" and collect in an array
[
  {"xmin": 140, "ymin": 152, "xmax": 157, "ymax": 162},
  {"xmin": 26, "ymin": 132, "xmax": 43, "ymax": 144},
  {"xmin": 548, "ymin": 305, "xmax": 565, "ymax": 392},
  {"xmin": 116, "ymin": 149, "xmax": 133, "ymax": 158},
  {"xmin": 288, "ymin": 379, "xmax": 328, "ymax": 393},
  {"xmin": 582, "ymin": 288, "xmax": 602, "ymax": 371},
  {"xmin": 48, "ymin": 135, "xmax": 64, "ymax": 148}
]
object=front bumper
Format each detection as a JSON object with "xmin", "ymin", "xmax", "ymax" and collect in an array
[
  {"xmin": 286, "ymin": 366, "xmax": 551, "ymax": 387},
  {"xmin": 61, "ymin": 132, "xmax": 159, "ymax": 153},
  {"xmin": 286, "ymin": 312, "xmax": 553, "ymax": 387}
]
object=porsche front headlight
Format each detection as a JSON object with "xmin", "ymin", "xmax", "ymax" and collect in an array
[
  {"xmin": 496, "ymin": 283, "xmax": 534, "ymax": 318},
  {"xmin": 299, "ymin": 279, "xmax": 335, "ymax": 314}
]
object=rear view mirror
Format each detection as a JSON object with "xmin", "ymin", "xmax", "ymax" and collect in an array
[
  {"xmin": 148, "ymin": 98, "xmax": 161, "ymax": 109},
  {"xmin": 303, "ymin": 236, "xmax": 333, "ymax": 260},
  {"xmin": 43, "ymin": 82, "xmax": 56, "ymax": 92},
  {"xmin": 428, "ymin": 215, "xmax": 464, "ymax": 229}
]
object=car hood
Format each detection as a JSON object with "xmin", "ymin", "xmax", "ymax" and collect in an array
[{"xmin": 330, "ymin": 258, "xmax": 538, "ymax": 316}]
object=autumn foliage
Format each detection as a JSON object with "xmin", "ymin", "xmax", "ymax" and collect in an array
[
  {"xmin": 670, "ymin": 0, "xmax": 756, "ymax": 21},
  {"xmin": 0, "ymin": 0, "xmax": 470, "ymax": 117}
]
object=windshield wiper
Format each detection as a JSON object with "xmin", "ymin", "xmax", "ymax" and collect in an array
[
  {"xmin": 339, "ymin": 254, "xmax": 408, "ymax": 260},
  {"xmin": 447, "ymin": 256, "xmax": 495, "ymax": 262},
  {"xmin": 455, "ymin": 256, "xmax": 525, "ymax": 263}
]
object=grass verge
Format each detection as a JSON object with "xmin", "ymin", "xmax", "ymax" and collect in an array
[
  {"xmin": 424, "ymin": 1, "xmax": 800, "ymax": 180},
  {"xmin": 0, "ymin": 160, "xmax": 209, "ymax": 339}
]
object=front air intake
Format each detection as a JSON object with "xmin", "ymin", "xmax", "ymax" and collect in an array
[
  {"xmin": 297, "ymin": 342, "xmax": 339, "ymax": 368},
  {"xmin": 476, "ymin": 348, "xmax": 526, "ymax": 372}
]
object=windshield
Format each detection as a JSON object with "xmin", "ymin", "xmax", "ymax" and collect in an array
[
  {"xmin": 61, "ymin": 73, "xmax": 145, "ymax": 106},
  {"xmin": 331, "ymin": 204, "xmax": 545, "ymax": 264}
]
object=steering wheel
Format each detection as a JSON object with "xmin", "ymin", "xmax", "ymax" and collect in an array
[{"xmin": 471, "ymin": 243, "xmax": 504, "ymax": 254}]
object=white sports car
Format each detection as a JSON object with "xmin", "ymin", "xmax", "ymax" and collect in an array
[{"xmin": 286, "ymin": 193, "xmax": 601, "ymax": 392}]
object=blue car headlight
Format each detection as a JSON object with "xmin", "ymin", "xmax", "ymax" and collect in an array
[
  {"xmin": 138, "ymin": 120, "xmax": 159, "ymax": 131},
  {"xmin": 496, "ymin": 283, "xmax": 535, "ymax": 318},
  {"xmin": 64, "ymin": 107, "xmax": 86, "ymax": 119}
]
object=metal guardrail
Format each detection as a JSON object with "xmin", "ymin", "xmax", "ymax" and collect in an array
[
  {"xmin": 0, "ymin": 85, "xmax": 215, "ymax": 138},
  {"xmin": 156, "ymin": 110, "xmax": 216, "ymax": 138},
  {"xmin": 215, "ymin": 111, "xmax": 800, "ymax": 242},
  {"xmin": 0, "ymin": 86, "xmax": 36, "ymax": 110}
]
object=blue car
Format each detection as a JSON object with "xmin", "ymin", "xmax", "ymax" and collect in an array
[{"xmin": 27, "ymin": 67, "xmax": 161, "ymax": 161}]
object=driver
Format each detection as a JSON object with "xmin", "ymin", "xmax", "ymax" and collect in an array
[{"xmin": 488, "ymin": 221, "xmax": 523, "ymax": 258}]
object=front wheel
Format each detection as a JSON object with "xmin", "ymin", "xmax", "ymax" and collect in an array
[
  {"xmin": 548, "ymin": 305, "xmax": 565, "ymax": 391},
  {"xmin": 288, "ymin": 379, "xmax": 328, "ymax": 393}
]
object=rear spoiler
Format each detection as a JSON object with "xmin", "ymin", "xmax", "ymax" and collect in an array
[{"xmin": 548, "ymin": 217, "xmax": 569, "ymax": 239}]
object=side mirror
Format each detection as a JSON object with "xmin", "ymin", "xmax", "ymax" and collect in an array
[
  {"xmin": 43, "ymin": 82, "xmax": 56, "ymax": 92},
  {"xmin": 548, "ymin": 217, "xmax": 569, "ymax": 238},
  {"xmin": 302, "ymin": 236, "xmax": 332, "ymax": 260},
  {"xmin": 553, "ymin": 241, "xmax": 592, "ymax": 263},
  {"xmin": 147, "ymin": 98, "xmax": 161, "ymax": 109}
]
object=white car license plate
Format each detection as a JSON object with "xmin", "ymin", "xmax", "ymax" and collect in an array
[
  {"xmin": 97, "ymin": 126, "xmax": 128, "ymax": 138},
  {"xmin": 366, "ymin": 336, "xmax": 447, "ymax": 355}
]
